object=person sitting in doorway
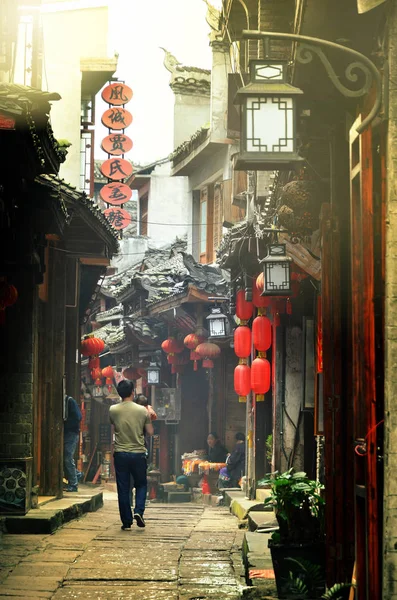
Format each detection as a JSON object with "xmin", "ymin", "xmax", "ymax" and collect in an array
[
  {"xmin": 221, "ymin": 432, "xmax": 246, "ymax": 488},
  {"xmin": 63, "ymin": 395, "xmax": 82, "ymax": 492},
  {"xmin": 207, "ymin": 432, "xmax": 228, "ymax": 463}
]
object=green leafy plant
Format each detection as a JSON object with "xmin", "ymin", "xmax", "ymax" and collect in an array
[
  {"xmin": 266, "ymin": 433, "xmax": 273, "ymax": 464},
  {"xmin": 262, "ymin": 469, "xmax": 325, "ymax": 542},
  {"xmin": 282, "ymin": 558, "xmax": 354, "ymax": 599}
]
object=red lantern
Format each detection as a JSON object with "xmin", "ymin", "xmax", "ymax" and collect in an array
[
  {"xmin": 256, "ymin": 273, "xmax": 264, "ymax": 294},
  {"xmin": 236, "ymin": 290, "xmax": 253, "ymax": 322},
  {"xmin": 252, "ymin": 275, "xmax": 271, "ymax": 311},
  {"xmin": 196, "ymin": 342, "xmax": 221, "ymax": 370},
  {"xmin": 252, "ymin": 316, "xmax": 272, "ymax": 352},
  {"xmin": 91, "ymin": 367, "xmax": 102, "ymax": 382},
  {"xmin": 234, "ymin": 325, "xmax": 251, "ymax": 358},
  {"xmin": 122, "ymin": 367, "xmax": 140, "ymax": 380},
  {"xmin": 161, "ymin": 337, "xmax": 184, "ymax": 355},
  {"xmin": 234, "ymin": 363, "xmax": 251, "ymax": 403},
  {"xmin": 251, "ymin": 357, "xmax": 271, "ymax": 401},
  {"xmin": 184, "ymin": 333, "xmax": 200, "ymax": 350},
  {"xmin": 102, "ymin": 366, "xmax": 114, "ymax": 390},
  {"xmin": 81, "ymin": 336, "xmax": 105, "ymax": 369},
  {"xmin": 0, "ymin": 280, "xmax": 18, "ymax": 325}
]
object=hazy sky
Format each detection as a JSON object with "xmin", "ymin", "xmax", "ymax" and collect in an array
[{"xmin": 95, "ymin": 0, "xmax": 214, "ymax": 166}]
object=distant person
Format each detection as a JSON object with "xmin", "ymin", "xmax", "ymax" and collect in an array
[
  {"xmin": 63, "ymin": 396, "xmax": 82, "ymax": 492},
  {"xmin": 207, "ymin": 432, "xmax": 228, "ymax": 463},
  {"xmin": 224, "ymin": 432, "xmax": 246, "ymax": 487},
  {"xmin": 109, "ymin": 380, "xmax": 153, "ymax": 530},
  {"xmin": 135, "ymin": 394, "xmax": 158, "ymax": 421}
]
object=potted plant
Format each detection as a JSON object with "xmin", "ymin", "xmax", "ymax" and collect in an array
[{"xmin": 260, "ymin": 469, "xmax": 326, "ymax": 599}]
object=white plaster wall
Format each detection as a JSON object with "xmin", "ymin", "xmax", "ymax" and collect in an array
[
  {"xmin": 210, "ymin": 43, "xmax": 231, "ymax": 141},
  {"xmin": 40, "ymin": 5, "xmax": 109, "ymax": 189},
  {"xmin": 147, "ymin": 167, "xmax": 190, "ymax": 247},
  {"xmin": 174, "ymin": 94, "xmax": 210, "ymax": 148},
  {"xmin": 111, "ymin": 237, "xmax": 148, "ymax": 273}
]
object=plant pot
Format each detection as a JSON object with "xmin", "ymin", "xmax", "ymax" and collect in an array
[{"xmin": 269, "ymin": 540, "xmax": 326, "ymax": 599}]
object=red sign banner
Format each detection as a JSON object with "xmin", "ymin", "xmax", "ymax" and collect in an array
[
  {"xmin": 100, "ymin": 158, "xmax": 133, "ymax": 181},
  {"xmin": 102, "ymin": 83, "xmax": 133, "ymax": 106},
  {"xmin": 101, "ymin": 133, "xmax": 133, "ymax": 156},
  {"xmin": 100, "ymin": 182, "xmax": 132, "ymax": 206},
  {"xmin": 101, "ymin": 107, "xmax": 132, "ymax": 130},
  {"xmin": 103, "ymin": 207, "xmax": 132, "ymax": 230}
]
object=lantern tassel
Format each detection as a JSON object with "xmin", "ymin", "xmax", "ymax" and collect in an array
[
  {"xmin": 239, "ymin": 395, "xmax": 247, "ymax": 403},
  {"xmin": 256, "ymin": 394, "xmax": 265, "ymax": 402},
  {"xmin": 194, "ymin": 360, "xmax": 198, "ymax": 371},
  {"xmin": 286, "ymin": 298, "xmax": 292, "ymax": 315}
]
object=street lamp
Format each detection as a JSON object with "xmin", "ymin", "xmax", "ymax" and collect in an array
[
  {"xmin": 234, "ymin": 60, "xmax": 304, "ymax": 171},
  {"xmin": 206, "ymin": 306, "xmax": 228, "ymax": 338},
  {"xmin": 147, "ymin": 362, "xmax": 161, "ymax": 385},
  {"xmin": 261, "ymin": 243, "xmax": 292, "ymax": 296}
]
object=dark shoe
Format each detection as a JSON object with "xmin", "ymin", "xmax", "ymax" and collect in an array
[
  {"xmin": 64, "ymin": 485, "xmax": 78, "ymax": 492},
  {"xmin": 134, "ymin": 513, "xmax": 145, "ymax": 528},
  {"xmin": 121, "ymin": 524, "xmax": 132, "ymax": 531}
]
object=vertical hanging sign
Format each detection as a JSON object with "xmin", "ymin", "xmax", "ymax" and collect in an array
[{"xmin": 100, "ymin": 82, "xmax": 134, "ymax": 231}]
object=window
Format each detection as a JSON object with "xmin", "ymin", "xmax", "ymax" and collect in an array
[
  {"xmin": 200, "ymin": 188, "xmax": 207, "ymax": 260},
  {"xmin": 140, "ymin": 194, "xmax": 148, "ymax": 236},
  {"xmin": 81, "ymin": 96, "xmax": 95, "ymax": 127},
  {"xmin": 80, "ymin": 130, "xmax": 94, "ymax": 196},
  {"xmin": 199, "ymin": 186, "xmax": 214, "ymax": 264}
]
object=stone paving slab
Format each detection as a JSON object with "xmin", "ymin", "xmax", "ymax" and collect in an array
[
  {"xmin": 1, "ymin": 576, "xmax": 62, "ymax": 592},
  {"xmin": 52, "ymin": 587, "xmax": 179, "ymax": 600},
  {"xmin": 9, "ymin": 562, "xmax": 70, "ymax": 579},
  {"xmin": 0, "ymin": 591, "xmax": 53, "ymax": 599},
  {"xmin": 21, "ymin": 550, "xmax": 82, "ymax": 563},
  {"xmin": 65, "ymin": 567, "xmax": 178, "ymax": 581},
  {"xmin": 0, "ymin": 495, "xmax": 248, "ymax": 599}
]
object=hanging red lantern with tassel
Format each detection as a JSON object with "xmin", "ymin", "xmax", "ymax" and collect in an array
[
  {"xmin": 102, "ymin": 366, "xmax": 114, "ymax": 390},
  {"xmin": 236, "ymin": 290, "xmax": 253, "ymax": 322},
  {"xmin": 234, "ymin": 325, "xmax": 251, "ymax": 358},
  {"xmin": 234, "ymin": 363, "xmax": 251, "ymax": 403},
  {"xmin": 184, "ymin": 333, "xmax": 207, "ymax": 371},
  {"xmin": 251, "ymin": 356, "xmax": 271, "ymax": 401},
  {"xmin": 195, "ymin": 342, "xmax": 221, "ymax": 370},
  {"xmin": 252, "ymin": 316, "xmax": 272, "ymax": 352},
  {"xmin": 161, "ymin": 337, "xmax": 184, "ymax": 365},
  {"xmin": 81, "ymin": 336, "xmax": 105, "ymax": 369},
  {"xmin": 91, "ymin": 367, "xmax": 102, "ymax": 382},
  {"xmin": 0, "ymin": 280, "xmax": 18, "ymax": 325}
]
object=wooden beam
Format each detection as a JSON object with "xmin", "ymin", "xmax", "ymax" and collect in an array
[
  {"xmin": 80, "ymin": 257, "xmax": 110, "ymax": 266},
  {"xmin": 279, "ymin": 233, "xmax": 321, "ymax": 280}
]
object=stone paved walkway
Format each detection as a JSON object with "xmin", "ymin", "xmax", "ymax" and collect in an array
[{"xmin": 0, "ymin": 491, "xmax": 246, "ymax": 599}]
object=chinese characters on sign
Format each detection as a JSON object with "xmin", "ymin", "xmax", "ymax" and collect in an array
[
  {"xmin": 100, "ymin": 81, "xmax": 134, "ymax": 231},
  {"xmin": 103, "ymin": 208, "xmax": 132, "ymax": 230},
  {"xmin": 100, "ymin": 182, "xmax": 133, "ymax": 206}
]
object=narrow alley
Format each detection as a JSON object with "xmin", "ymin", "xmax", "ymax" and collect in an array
[{"xmin": 0, "ymin": 492, "xmax": 246, "ymax": 600}]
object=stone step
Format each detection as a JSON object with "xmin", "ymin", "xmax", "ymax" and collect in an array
[
  {"xmin": 255, "ymin": 488, "xmax": 271, "ymax": 503},
  {"xmin": 3, "ymin": 487, "xmax": 103, "ymax": 534},
  {"xmin": 248, "ymin": 511, "xmax": 278, "ymax": 532}
]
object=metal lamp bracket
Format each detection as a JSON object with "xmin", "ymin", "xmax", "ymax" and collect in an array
[{"xmin": 242, "ymin": 30, "xmax": 382, "ymax": 134}]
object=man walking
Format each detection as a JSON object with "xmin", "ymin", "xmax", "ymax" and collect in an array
[
  {"xmin": 109, "ymin": 379, "xmax": 153, "ymax": 530},
  {"xmin": 63, "ymin": 395, "xmax": 82, "ymax": 492}
]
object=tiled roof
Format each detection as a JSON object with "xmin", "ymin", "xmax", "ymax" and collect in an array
[
  {"xmin": 96, "ymin": 304, "xmax": 123, "ymax": 323},
  {"xmin": 170, "ymin": 125, "xmax": 210, "ymax": 168},
  {"xmin": 37, "ymin": 174, "xmax": 119, "ymax": 253}
]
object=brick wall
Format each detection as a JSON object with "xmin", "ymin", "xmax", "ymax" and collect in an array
[
  {"xmin": 258, "ymin": 0, "xmax": 295, "ymax": 59},
  {"xmin": 0, "ymin": 274, "xmax": 36, "ymax": 460}
]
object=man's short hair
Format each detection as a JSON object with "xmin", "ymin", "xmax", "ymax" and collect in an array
[{"xmin": 117, "ymin": 379, "xmax": 134, "ymax": 399}]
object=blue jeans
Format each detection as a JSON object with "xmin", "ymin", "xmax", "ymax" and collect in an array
[
  {"xmin": 114, "ymin": 452, "xmax": 147, "ymax": 527},
  {"xmin": 64, "ymin": 431, "xmax": 79, "ymax": 487}
]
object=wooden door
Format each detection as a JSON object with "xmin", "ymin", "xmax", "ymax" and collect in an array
[{"xmin": 349, "ymin": 115, "xmax": 382, "ymax": 600}]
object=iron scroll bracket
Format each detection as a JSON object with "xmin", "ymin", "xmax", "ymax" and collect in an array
[{"xmin": 242, "ymin": 30, "xmax": 382, "ymax": 134}]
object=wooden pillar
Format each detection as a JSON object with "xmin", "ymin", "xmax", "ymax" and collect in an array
[
  {"xmin": 65, "ymin": 257, "xmax": 81, "ymax": 401},
  {"xmin": 40, "ymin": 244, "xmax": 66, "ymax": 497}
]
